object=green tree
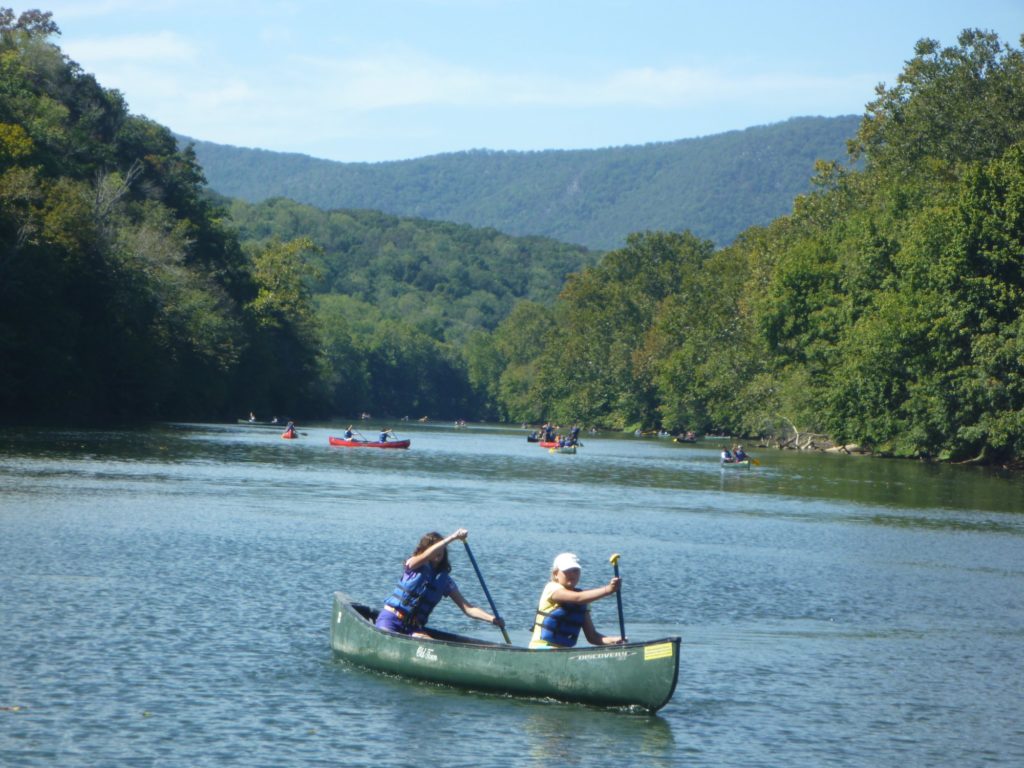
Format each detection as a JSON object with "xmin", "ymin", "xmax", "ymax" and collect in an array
[
  {"xmin": 533, "ymin": 231, "xmax": 713, "ymax": 428},
  {"xmin": 853, "ymin": 30, "xmax": 1024, "ymax": 180},
  {"xmin": 316, "ymin": 293, "xmax": 371, "ymax": 415},
  {"xmin": 237, "ymin": 237, "xmax": 326, "ymax": 416},
  {"xmin": 485, "ymin": 300, "xmax": 555, "ymax": 422}
]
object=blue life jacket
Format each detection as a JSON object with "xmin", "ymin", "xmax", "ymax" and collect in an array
[
  {"xmin": 384, "ymin": 564, "xmax": 450, "ymax": 628},
  {"xmin": 535, "ymin": 593, "xmax": 587, "ymax": 647}
]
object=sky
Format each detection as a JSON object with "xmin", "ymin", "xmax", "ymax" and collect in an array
[{"xmin": 40, "ymin": 0, "xmax": 1024, "ymax": 164}]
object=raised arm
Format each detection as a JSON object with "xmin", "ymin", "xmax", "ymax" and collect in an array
[{"xmin": 405, "ymin": 528, "xmax": 468, "ymax": 570}]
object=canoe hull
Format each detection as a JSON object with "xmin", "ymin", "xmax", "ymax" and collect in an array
[
  {"xmin": 328, "ymin": 437, "xmax": 410, "ymax": 449},
  {"xmin": 550, "ymin": 446, "xmax": 577, "ymax": 454},
  {"xmin": 330, "ymin": 593, "xmax": 680, "ymax": 712}
]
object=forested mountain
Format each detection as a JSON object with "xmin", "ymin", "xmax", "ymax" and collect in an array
[
  {"xmin": 226, "ymin": 197, "xmax": 596, "ymax": 345},
  {"xmin": 224, "ymin": 197, "xmax": 597, "ymax": 417},
  {"xmin": 183, "ymin": 115, "xmax": 860, "ymax": 250}
]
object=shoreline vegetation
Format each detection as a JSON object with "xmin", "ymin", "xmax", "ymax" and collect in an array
[{"xmin": 1, "ymin": 14, "xmax": 1022, "ymax": 467}]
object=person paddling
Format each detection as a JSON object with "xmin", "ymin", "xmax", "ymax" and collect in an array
[
  {"xmin": 529, "ymin": 552, "xmax": 624, "ymax": 649},
  {"xmin": 375, "ymin": 529, "xmax": 505, "ymax": 639}
]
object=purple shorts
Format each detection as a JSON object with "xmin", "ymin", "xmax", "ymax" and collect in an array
[{"xmin": 375, "ymin": 608, "xmax": 413, "ymax": 634}]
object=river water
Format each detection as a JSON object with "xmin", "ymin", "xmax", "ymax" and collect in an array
[{"xmin": 1, "ymin": 423, "xmax": 1022, "ymax": 767}]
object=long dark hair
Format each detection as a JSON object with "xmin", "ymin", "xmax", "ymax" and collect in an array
[{"xmin": 413, "ymin": 531, "xmax": 452, "ymax": 572}]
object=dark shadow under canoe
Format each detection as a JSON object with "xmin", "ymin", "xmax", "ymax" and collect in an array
[{"xmin": 330, "ymin": 592, "xmax": 680, "ymax": 712}]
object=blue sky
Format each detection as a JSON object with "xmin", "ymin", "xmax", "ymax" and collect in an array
[{"xmin": 45, "ymin": 0, "xmax": 1024, "ymax": 163}]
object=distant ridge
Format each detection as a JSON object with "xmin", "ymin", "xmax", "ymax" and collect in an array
[{"xmin": 183, "ymin": 115, "xmax": 860, "ymax": 250}]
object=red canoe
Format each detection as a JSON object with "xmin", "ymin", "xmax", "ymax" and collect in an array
[
  {"xmin": 281, "ymin": 431, "xmax": 298, "ymax": 439},
  {"xmin": 328, "ymin": 436, "xmax": 410, "ymax": 449},
  {"xmin": 538, "ymin": 441, "xmax": 558, "ymax": 448}
]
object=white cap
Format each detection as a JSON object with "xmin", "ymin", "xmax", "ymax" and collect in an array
[{"xmin": 552, "ymin": 552, "xmax": 581, "ymax": 572}]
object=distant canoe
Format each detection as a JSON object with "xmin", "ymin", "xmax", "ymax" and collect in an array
[
  {"xmin": 328, "ymin": 436, "xmax": 410, "ymax": 449},
  {"xmin": 236, "ymin": 419, "xmax": 283, "ymax": 428},
  {"xmin": 720, "ymin": 459, "xmax": 750, "ymax": 468},
  {"xmin": 281, "ymin": 431, "xmax": 298, "ymax": 439},
  {"xmin": 549, "ymin": 446, "xmax": 577, "ymax": 454},
  {"xmin": 538, "ymin": 440, "xmax": 558, "ymax": 448},
  {"xmin": 330, "ymin": 593, "xmax": 680, "ymax": 712}
]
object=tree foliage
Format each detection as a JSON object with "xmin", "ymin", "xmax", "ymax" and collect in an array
[
  {"xmin": 473, "ymin": 30, "xmax": 1024, "ymax": 465},
  {"xmin": 227, "ymin": 196, "xmax": 596, "ymax": 345},
  {"xmin": 0, "ymin": 10, "xmax": 299, "ymax": 422}
]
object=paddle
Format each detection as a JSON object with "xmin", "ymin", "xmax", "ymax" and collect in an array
[
  {"xmin": 609, "ymin": 553, "xmax": 627, "ymax": 642},
  {"xmin": 462, "ymin": 540, "xmax": 511, "ymax": 644}
]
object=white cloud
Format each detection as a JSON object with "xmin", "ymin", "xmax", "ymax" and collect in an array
[
  {"xmin": 300, "ymin": 52, "xmax": 490, "ymax": 110},
  {"xmin": 297, "ymin": 51, "xmax": 872, "ymax": 113},
  {"xmin": 53, "ymin": 16, "xmax": 877, "ymax": 161},
  {"xmin": 49, "ymin": 1, "xmax": 186, "ymax": 22},
  {"xmin": 200, "ymin": 82, "xmax": 257, "ymax": 107},
  {"xmin": 63, "ymin": 31, "xmax": 196, "ymax": 64}
]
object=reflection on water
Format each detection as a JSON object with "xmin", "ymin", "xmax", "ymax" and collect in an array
[{"xmin": 522, "ymin": 708, "xmax": 675, "ymax": 767}]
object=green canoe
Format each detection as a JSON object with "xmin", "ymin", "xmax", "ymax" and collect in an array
[{"xmin": 330, "ymin": 593, "xmax": 680, "ymax": 712}]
